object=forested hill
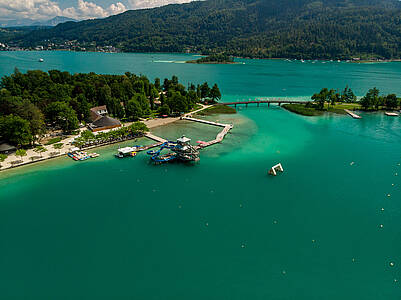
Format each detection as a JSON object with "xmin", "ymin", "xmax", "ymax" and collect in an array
[{"xmin": 14, "ymin": 0, "xmax": 401, "ymax": 59}]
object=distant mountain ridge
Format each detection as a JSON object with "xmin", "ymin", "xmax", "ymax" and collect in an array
[
  {"xmin": 12, "ymin": 0, "xmax": 401, "ymax": 59},
  {"xmin": 1, "ymin": 16, "xmax": 76, "ymax": 28}
]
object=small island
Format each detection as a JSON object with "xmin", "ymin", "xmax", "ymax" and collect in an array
[
  {"xmin": 282, "ymin": 86, "xmax": 400, "ymax": 116},
  {"xmin": 186, "ymin": 53, "xmax": 237, "ymax": 64}
]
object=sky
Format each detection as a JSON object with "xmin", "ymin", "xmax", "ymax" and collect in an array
[{"xmin": 0, "ymin": 0, "xmax": 195, "ymax": 21}]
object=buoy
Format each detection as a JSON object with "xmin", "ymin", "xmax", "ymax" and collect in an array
[
  {"xmin": 381, "ymin": 208, "xmax": 384, "ymax": 211},
  {"xmin": 312, "ymin": 239, "xmax": 316, "ymax": 243},
  {"xmin": 178, "ymin": 205, "xmax": 182, "ymax": 209},
  {"xmin": 273, "ymin": 220, "xmax": 278, "ymax": 224},
  {"xmin": 239, "ymin": 204, "xmax": 243, "ymax": 208},
  {"xmin": 394, "ymin": 279, "xmax": 398, "ymax": 283},
  {"xmin": 350, "ymin": 162, "xmax": 355, "ymax": 166},
  {"xmin": 390, "ymin": 262, "xmax": 395, "ymax": 267},
  {"xmin": 380, "ymin": 224, "xmax": 384, "ymax": 228},
  {"xmin": 241, "ymin": 243, "xmax": 246, "ymax": 248},
  {"xmin": 352, "ymin": 258, "xmax": 355, "ymax": 262},
  {"xmin": 387, "ymin": 194, "xmax": 391, "ymax": 197},
  {"xmin": 282, "ymin": 270, "xmax": 286, "ymax": 275},
  {"xmin": 205, "ymin": 222, "xmax": 209, "ymax": 227}
]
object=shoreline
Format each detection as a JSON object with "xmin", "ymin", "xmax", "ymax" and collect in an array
[
  {"xmin": 4, "ymin": 50, "xmax": 401, "ymax": 63},
  {"xmin": 0, "ymin": 105, "xmax": 211, "ymax": 172}
]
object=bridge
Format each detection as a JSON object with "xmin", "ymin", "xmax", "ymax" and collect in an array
[{"xmin": 218, "ymin": 100, "xmax": 306, "ymax": 107}]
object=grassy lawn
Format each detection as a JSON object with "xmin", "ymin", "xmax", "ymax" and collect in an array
[
  {"xmin": 326, "ymin": 103, "xmax": 361, "ymax": 110},
  {"xmin": 53, "ymin": 143, "xmax": 64, "ymax": 149},
  {"xmin": 196, "ymin": 105, "xmax": 237, "ymax": 116},
  {"xmin": 283, "ymin": 102, "xmax": 363, "ymax": 116},
  {"xmin": 45, "ymin": 137, "xmax": 63, "ymax": 145},
  {"xmin": 282, "ymin": 104, "xmax": 324, "ymax": 116}
]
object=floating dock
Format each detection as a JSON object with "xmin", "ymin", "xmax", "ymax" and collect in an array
[
  {"xmin": 344, "ymin": 109, "xmax": 362, "ymax": 119},
  {"xmin": 269, "ymin": 163, "xmax": 284, "ymax": 176},
  {"xmin": 180, "ymin": 116, "xmax": 233, "ymax": 149}
]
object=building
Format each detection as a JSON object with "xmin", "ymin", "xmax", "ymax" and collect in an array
[
  {"xmin": 88, "ymin": 116, "xmax": 122, "ymax": 132},
  {"xmin": 90, "ymin": 105, "xmax": 108, "ymax": 121},
  {"xmin": 0, "ymin": 141, "xmax": 16, "ymax": 154}
]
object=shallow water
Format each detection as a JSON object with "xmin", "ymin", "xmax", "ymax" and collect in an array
[{"xmin": 0, "ymin": 52, "xmax": 400, "ymax": 299}]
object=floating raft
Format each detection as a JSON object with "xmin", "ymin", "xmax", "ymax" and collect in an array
[
  {"xmin": 344, "ymin": 109, "xmax": 362, "ymax": 119},
  {"xmin": 269, "ymin": 163, "xmax": 284, "ymax": 176}
]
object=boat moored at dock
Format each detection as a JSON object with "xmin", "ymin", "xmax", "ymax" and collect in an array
[{"xmin": 115, "ymin": 147, "xmax": 138, "ymax": 158}]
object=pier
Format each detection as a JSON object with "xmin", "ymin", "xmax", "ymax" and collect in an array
[
  {"xmin": 180, "ymin": 116, "xmax": 233, "ymax": 149},
  {"xmin": 344, "ymin": 109, "xmax": 362, "ymax": 119},
  {"xmin": 181, "ymin": 116, "xmax": 228, "ymax": 127},
  {"xmin": 218, "ymin": 100, "xmax": 304, "ymax": 107},
  {"xmin": 145, "ymin": 133, "xmax": 168, "ymax": 143}
]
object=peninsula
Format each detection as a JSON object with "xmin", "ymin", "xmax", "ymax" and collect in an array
[{"xmin": 0, "ymin": 69, "xmax": 226, "ymax": 170}]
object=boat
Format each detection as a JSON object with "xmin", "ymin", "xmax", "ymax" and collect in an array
[
  {"xmin": 385, "ymin": 112, "xmax": 399, "ymax": 116},
  {"xmin": 115, "ymin": 147, "xmax": 138, "ymax": 158},
  {"xmin": 39, "ymin": 58, "xmax": 44, "ymax": 62}
]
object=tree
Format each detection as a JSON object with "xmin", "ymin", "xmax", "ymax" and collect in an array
[
  {"xmin": 311, "ymin": 88, "xmax": 329, "ymax": 110},
  {"xmin": 154, "ymin": 78, "xmax": 161, "ymax": 90},
  {"xmin": 128, "ymin": 122, "xmax": 149, "ymax": 134},
  {"xmin": 34, "ymin": 146, "xmax": 47, "ymax": 157},
  {"xmin": 0, "ymin": 154, "xmax": 7, "ymax": 162},
  {"xmin": 385, "ymin": 94, "xmax": 398, "ymax": 110},
  {"xmin": 0, "ymin": 114, "xmax": 33, "ymax": 146},
  {"xmin": 45, "ymin": 101, "xmax": 79, "ymax": 132},
  {"xmin": 159, "ymin": 104, "xmax": 171, "ymax": 116},
  {"xmin": 200, "ymin": 82, "xmax": 210, "ymax": 99},
  {"xmin": 16, "ymin": 149, "xmax": 27, "ymax": 160},
  {"xmin": 342, "ymin": 86, "xmax": 357, "ymax": 103},
  {"xmin": 126, "ymin": 98, "xmax": 143, "ymax": 121},
  {"xmin": 209, "ymin": 84, "xmax": 221, "ymax": 102},
  {"xmin": 360, "ymin": 88, "xmax": 380, "ymax": 110}
]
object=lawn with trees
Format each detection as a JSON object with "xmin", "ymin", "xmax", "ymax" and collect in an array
[
  {"xmin": 0, "ymin": 69, "xmax": 221, "ymax": 147},
  {"xmin": 283, "ymin": 86, "xmax": 400, "ymax": 116}
]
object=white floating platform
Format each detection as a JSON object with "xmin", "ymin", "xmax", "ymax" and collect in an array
[
  {"xmin": 344, "ymin": 109, "xmax": 362, "ymax": 119},
  {"xmin": 269, "ymin": 163, "xmax": 284, "ymax": 176}
]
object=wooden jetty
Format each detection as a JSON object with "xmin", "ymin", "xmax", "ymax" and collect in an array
[
  {"xmin": 218, "ymin": 100, "xmax": 304, "ymax": 107},
  {"xmin": 144, "ymin": 133, "xmax": 168, "ymax": 143},
  {"xmin": 344, "ymin": 109, "xmax": 362, "ymax": 119},
  {"xmin": 181, "ymin": 116, "xmax": 228, "ymax": 127},
  {"xmin": 269, "ymin": 163, "xmax": 284, "ymax": 176}
]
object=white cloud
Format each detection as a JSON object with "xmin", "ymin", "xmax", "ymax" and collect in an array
[
  {"xmin": 0, "ymin": 0, "xmax": 127, "ymax": 21},
  {"xmin": 128, "ymin": 0, "xmax": 193, "ymax": 10}
]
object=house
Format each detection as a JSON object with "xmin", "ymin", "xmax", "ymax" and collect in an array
[
  {"xmin": 0, "ymin": 141, "xmax": 16, "ymax": 154},
  {"xmin": 88, "ymin": 105, "xmax": 122, "ymax": 132},
  {"xmin": 90, "ymin": 105, "xmax": 108, "ymax": 121}
]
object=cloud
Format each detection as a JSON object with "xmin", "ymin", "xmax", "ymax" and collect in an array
[
  {"xmin": 0, "ymin": 0, "xmax": 127, "ymax": 21},
  {"xmin": 128, "ymin": 0, "xmax": 193, "ymax": 10}
]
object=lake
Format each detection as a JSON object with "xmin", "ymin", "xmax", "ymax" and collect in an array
[{"xmin": 0, "ymin": 51, "xmax": 400, "ymax": 299}]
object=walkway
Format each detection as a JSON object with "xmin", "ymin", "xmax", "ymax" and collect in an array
[
  {"xmin": 144, "ymin": 133, "xmax": 168, "ymax": 143},
  {"xmin": 344, "ymin": 109, "xmax": 362, "ymax": 119}
]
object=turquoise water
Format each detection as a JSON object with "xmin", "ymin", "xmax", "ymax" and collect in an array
[{"xmin": 0, "ymin": 52, "xmax": 401, "ymax": 299}]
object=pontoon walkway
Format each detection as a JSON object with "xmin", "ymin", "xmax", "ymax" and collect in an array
[
  {"xmin": 344, "ymin": 109, "xmax": 362, "ymax": 119},
  {"xmin": 181, "ymin": 116, "xmax": 228, "ymax": 128}
]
